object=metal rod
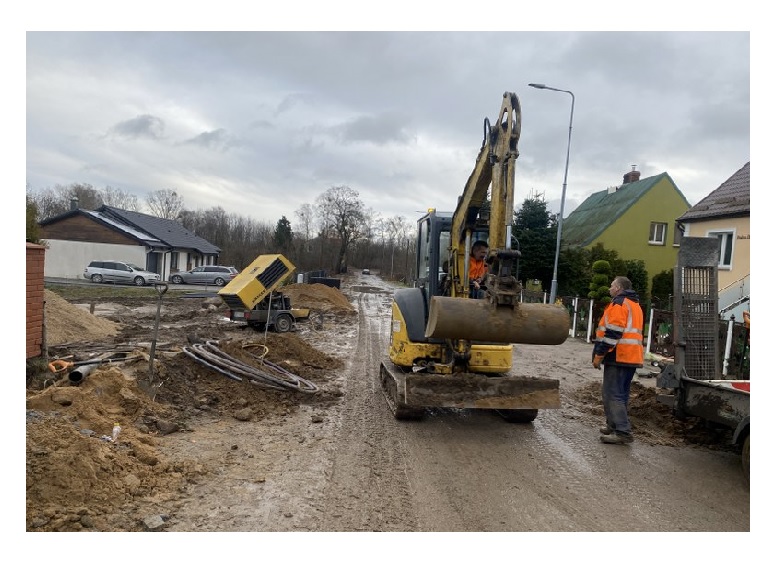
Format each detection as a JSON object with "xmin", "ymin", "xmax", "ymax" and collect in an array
[{"xmin": 148, "ymin": 282, "xmax": 168, "ymax": 384}]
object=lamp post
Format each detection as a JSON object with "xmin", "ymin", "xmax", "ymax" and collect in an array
[{"xmin": 528, "ymin": 83, "xmax": 574, "ymax": 304}]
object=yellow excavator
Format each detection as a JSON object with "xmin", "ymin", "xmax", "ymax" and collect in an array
[{"xmin": 380, "ymin": 91, "xmax": 570, "ymax": 421}]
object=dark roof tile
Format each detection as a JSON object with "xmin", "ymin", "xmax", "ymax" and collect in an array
[
  {"xmin": 97, "ymin": 205, "xmax": 220, "ymax": 255},
  {"xmin": 677, "ymin": 162, "xmax": 750, "ymax": 222}
]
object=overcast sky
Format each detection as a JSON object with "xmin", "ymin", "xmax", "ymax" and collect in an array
[{"xmin": 25, "ymin": 29, "xmax": 750, "ymax": 231}]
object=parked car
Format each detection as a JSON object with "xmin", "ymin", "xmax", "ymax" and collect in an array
[
  {"xmin": 362, "ymin": 269, "xmax": 371, "ymax": 275},
  {"xmin": 83, "ymin": 261, "xmax": 161, "ymax": 286},
  {"xmin": 169, "ymin": 265, "xmax": 239, "ymax": 286}
]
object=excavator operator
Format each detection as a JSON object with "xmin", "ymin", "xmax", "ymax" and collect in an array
[{"xmin": 468, "ymin": 240, "xmax": 489, "ymax": 299}]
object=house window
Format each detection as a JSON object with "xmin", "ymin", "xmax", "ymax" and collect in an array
[
  {"xmin": 649, "ymin": 222, "xmax": 667, "ymax": 245},
  {"xmin": 708, "ymin": 230, "xmax": 735, "ymax": 269},
  {"xmin": 170, "ymin": 252, "xmax": 179, "ymax": 270},
  {"xmin": 673, "ymin": 224, "xmax": 684, "ymax": 247}
]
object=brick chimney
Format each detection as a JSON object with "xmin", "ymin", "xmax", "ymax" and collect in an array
[
  {"xmin": 70, "ymin": 196, "xmax": 79, "ymax": 210},
  {"xmin": 623, "ymin": 165, "xmax": 640, "ymax": 184}
]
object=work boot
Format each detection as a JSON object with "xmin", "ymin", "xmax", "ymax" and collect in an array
[
  {"xmin": 600, "ymin": 431, "xmax": 634, "ymax": 445},
  {"xmin": 599, "ymin": 425, "xmax": 613, "ymax": 435}
]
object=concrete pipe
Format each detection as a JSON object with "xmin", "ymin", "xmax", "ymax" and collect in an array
[{"xmin": 424, "ymin": 297, "xmax": 570, "ymax": 345}]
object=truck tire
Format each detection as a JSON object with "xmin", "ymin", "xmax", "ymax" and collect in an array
[
  {"xmin": 741, "ymin": 434, "xmax": 750, "ymax": 483},
  {"xmin": 496, "ymin": 409, "xmax": 539, "ymax": 423},
  {"xmin": 91, "ymin": 274, "xmax": 104, "ymax": 283},
  {"xmin": 274, "ymin": 314, "xmax": 294, "ymax": 333}
]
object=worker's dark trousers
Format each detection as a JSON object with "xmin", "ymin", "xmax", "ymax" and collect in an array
[{"xmin": 602, "ymin": 364, "xmax": 636, "ymax": 434}]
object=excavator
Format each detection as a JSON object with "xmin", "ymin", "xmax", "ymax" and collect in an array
[{"xmin": 380, "ymin": 91, "xmax": 571, "ymax": 421}]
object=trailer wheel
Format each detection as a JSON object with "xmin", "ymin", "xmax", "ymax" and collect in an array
[
  {"xmin": 741, "ymin": 434, "xmax": 750, "ymax": 483},
  {"xmin": 274, "ymin": 314, "xmax": 294, "ymax": 333}
]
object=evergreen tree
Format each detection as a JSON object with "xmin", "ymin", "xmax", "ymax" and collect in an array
[
  {"xmin": 625, "ymin": 259, "xmax": 649, "ymax": 306},
  {"xmin": 589, "ymin": 260, "xmax": 613, "ymax": 308},
  {"xmin": 26, "ymin": 194, "xmax": 41, "ymax": 243},
  {"xmin": 512, "ymin": 196, "xmax": 556, "ymax": 288},
  {"xmin": 274, "ymin": 216, "xmax": 293, "ymax": 252},
  {"xmin": 651, "ymin": 268, "xmax": 674, "ymax": 310}
]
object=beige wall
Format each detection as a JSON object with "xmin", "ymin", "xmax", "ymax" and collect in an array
[
  {"xmin": 682, "ymin": 215, "xmax": 750, "ymax": 317},
  {"xmin": 683, "ymin": 215, "xmax": 749, "ymax": 287}
]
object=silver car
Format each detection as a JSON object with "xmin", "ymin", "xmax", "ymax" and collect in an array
[
  {"xmin": 169, "ymin": 265, "xmax": 239, "ymax": 286},
  {"xmin": 83, "ymin": 261, "xmax": 161, "ymax": 286}
]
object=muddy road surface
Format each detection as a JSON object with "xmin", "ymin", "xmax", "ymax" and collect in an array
[{"xmin": 27, "ymin": 270, "xmax": 753, "ymax": 558}]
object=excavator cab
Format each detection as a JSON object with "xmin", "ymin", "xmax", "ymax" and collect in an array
[{"xmin": 413, "ymin": 209, "xmax": 453, "ymax": 299}]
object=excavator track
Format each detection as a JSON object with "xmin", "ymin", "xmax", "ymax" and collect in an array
[{"xmin": 379, "ymin": 358, "xmax": 425, "ymax": 421}]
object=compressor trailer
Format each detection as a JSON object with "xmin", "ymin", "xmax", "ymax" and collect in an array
[{"xmin": 219, "ymin": 253, "xmax": 313, "ymax": 333}]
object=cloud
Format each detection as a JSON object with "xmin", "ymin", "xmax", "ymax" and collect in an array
[
  {"xmin": 108, "ymin": 114, "xmax": 166, "ymax": 140},
  {"xmin": 182, "ymin": 128, "xmax": 239, "ymax": 151},
  {"xmin": 332, "ymin": 112, "xmax": 416, "ymax": 145},
  {"xmin": 25, "ymin": 31, "xmax": 751, "ymax": 226}
]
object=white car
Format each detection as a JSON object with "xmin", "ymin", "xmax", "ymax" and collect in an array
[
  {"xmin": 362, "ymin": 269, "xmax": 371, "ymax": 275},
  {"xmin": 83, "ymin": 261, "xmax": 161, "ymax": 286}
]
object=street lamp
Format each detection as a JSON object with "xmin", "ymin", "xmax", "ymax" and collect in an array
[{"xmin": 528, "ymin": 83, "xmax": 574, "ymax": 304}]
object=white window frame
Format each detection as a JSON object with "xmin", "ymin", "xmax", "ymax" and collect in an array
[
  {"xmin": 649, "ymin": 222, "xmax": 667, "ymax": 245},
  {"xmin": 707, "ymin": 229, "xmax": 735, "ymax": 270}
]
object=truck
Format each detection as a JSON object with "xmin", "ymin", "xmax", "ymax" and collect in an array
[
  {"xmin": 380, "ymin": 92, "xmax": 571, "ymax": 421},
  {"xmin": 655, "ymin": 236, "xmax": 750, "ymax": 481},
  {"xmin": 218, "ymin": 253, "xmax": 312, "ymax": 332}
]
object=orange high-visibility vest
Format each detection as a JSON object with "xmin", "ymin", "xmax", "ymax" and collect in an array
[
  {"xmin": 595, "ymin": 297, "xmax": 644, "ymax": 366},
  {"xmin": 469, "ymin": 257, "xmax": 487, "ymax": 281}
]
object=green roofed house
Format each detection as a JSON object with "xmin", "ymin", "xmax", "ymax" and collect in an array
[{"xmin": 560, "ymin": 166, "xmax": 691, "ymax": 293}]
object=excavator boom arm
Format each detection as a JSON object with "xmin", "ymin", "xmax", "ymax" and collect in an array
[{"xmin": 450, "ymin": 92, "xmax": 521, "ymax": 273}]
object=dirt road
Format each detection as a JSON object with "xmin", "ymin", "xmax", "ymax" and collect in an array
[
  {"xmin": 27, "ymin": 270, "xmax": 750, "ymax": 541},
  {"xmin": 157, "ymin": 273, "xmax": 750, "ymax": 532}
]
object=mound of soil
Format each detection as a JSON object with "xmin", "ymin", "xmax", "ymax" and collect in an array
[{"xmin": 26, "ymin": 283, "xmax": 354, "ymax": 531}]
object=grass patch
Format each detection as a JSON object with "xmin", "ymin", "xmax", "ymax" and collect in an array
[{"xmin": 46, "ymin": 283, "xmax": 204, "ymax": 302}]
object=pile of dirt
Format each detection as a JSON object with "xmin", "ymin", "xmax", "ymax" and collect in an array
[
  {"xmin": 26, "ymin": 284, "xmax": 354, "ymax": 531},
  {"xmin": 44, "ymin": 290, "xmax": 120, "ymax": 345},
  {"xmin": 571, "ymin": 380, "xmax": 737, "ymax": 450},
  {"xmin": 26, "ymin": 366, "xmax": 186, "ymax": 531},
  {"xmin": 282, "ymin": 282, "xmax": 356, "ymax": 314}
]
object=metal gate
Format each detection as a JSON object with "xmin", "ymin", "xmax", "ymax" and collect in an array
[{"xmin": 674, "ymin": 237, "xmax": 721, "ymax": 380}]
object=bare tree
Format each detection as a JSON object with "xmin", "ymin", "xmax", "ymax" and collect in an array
[
  {"xmin": 294, "ymin": 203, "xmax": 316, "ymax": 241},
  {"xmin": 146, "ymin": 188, "xmax": 184, "ymax": 219},
  {"xmin": 385, "ymin": 215, "xmax": 411, "ymax": 280},
  {"xmin": 100, "ymin": 186, "xmax": 140, "ymax": 211},
  {"xmin": 315, "ymin": 185, "xmax": 367, "ymax": 273},
  {"xmin": 178, "ymin": 206, "xmax": 274, "ymax": 269},
  {"xmin": 27, "ymin": 182, "xmax": 103, "ymax": 220}
]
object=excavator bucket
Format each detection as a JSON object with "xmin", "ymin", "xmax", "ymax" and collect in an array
[
  {"xmin": 380, "ymin": 356, "xmax": 560, "ymax": 416},
  {"xmin": 404, "ymin": 371, "xmax": 560, "ymax": 409},
  {"xmin": 424, "ymin": 297, "xmax": 570, "ymax": 345}
]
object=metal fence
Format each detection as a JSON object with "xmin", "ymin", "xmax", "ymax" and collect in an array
[
  {"xmin": 646, "ymin": 307, "xmax": 749, "ymax": 380},
  {"xmin": 531, "ymin": 293, "xmax": 750, "ymax": 380}
]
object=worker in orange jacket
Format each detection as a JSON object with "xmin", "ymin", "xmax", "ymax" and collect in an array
[
  {"xmin": 468, "ymin": 240, "xmax": 489, "ymax": 299},
  {"xmin": 592, "ymin": 276, "xmax": 644, "ymax": 445}
]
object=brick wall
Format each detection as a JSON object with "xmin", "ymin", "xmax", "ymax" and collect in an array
[{"xmin": 27, "ymin": 243, "xmax": 46, "ymax": 359}]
